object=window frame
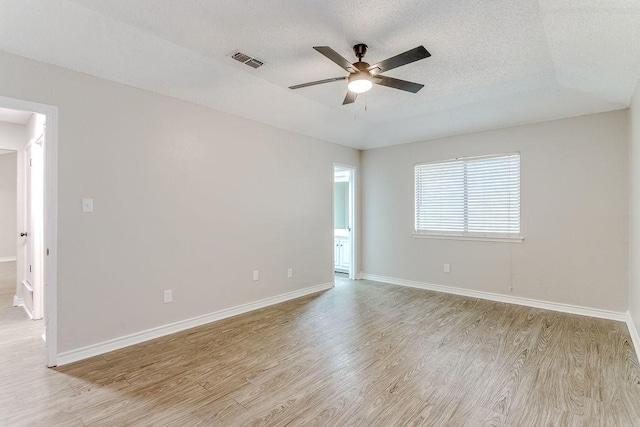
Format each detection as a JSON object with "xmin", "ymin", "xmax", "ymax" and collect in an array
[{"xmin": 413, "ymin": 152, "xmax": 523, "ymax": 243}]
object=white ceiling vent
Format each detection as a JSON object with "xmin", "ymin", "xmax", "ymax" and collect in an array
[{"xmin": 232, "ymin": 52, "xmax": 264, "ymax": 69}]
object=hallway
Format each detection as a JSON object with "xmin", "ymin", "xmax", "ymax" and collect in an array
[{"xmin": 0, "ymin": 261, "xmax": 49, "ymax": 424}]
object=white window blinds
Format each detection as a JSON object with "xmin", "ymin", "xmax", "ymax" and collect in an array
[{"xmin": 415, "ymin": 153, "xmax": 520, "ymax": 239}]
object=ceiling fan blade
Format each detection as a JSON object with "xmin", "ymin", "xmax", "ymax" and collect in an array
[
  {"xmin": 368, "ymin": 46, "xmax": 431, "ymax": 74},
  {"xmin": 289, "ymin": 76, "xmax": 347, "ymax": 90},
  {"xmin": 343, "ymin": 91, "xmax": 358, "ymax": 105},
  {"xmin": 373, "ymin": 75, "xmax": 424, "ymax": 93},
  {"xmin": 314, "ymin": 46, "xmax": 357, "ymax": 73}
]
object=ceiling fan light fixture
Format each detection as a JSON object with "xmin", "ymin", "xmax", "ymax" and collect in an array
[{"xmin": 347, "ymin": 72, "xmax": 372, "ymax": 94}]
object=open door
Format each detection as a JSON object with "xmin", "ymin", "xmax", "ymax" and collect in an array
[
  {"xmin": 333, "ymin": 164, "xmax": 356, "ymax": 279},
  {"xmin": 20, "ymin": 133, "xmax": 44, "ymax": 319}
]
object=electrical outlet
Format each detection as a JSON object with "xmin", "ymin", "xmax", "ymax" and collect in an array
[
  {"xmin": 163, "ymin": 290, "xmax": 173, "ymax": 303},
  {"xmin": 253, "ymin": 270, "xmax": 259, "ymax": 281},
  {"xmin": 287, "ymin": 268, "xmax": 293, "ymax": 278},
  {"xmin": 444, "ymin": 263, "xmax": 451, "ymax": 273},
  {"xmin": 82, "ymin": 198, "xmax": 94, "ymax": 213}
]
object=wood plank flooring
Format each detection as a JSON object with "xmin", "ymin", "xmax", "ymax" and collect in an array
[{"xmin": 1, "ymin": 261, "xmax": 640, "ymax": 426}]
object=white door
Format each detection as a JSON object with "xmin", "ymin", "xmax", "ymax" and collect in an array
[
  {"xmin": 22, "ymin": 144, "xmax": 35, "ymax": 316},
  {"xmin": 21, "ymin": 138, "xmax": 44, "ymax": 320}
]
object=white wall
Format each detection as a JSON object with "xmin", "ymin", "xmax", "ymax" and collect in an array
[
  {"xmin": 0, "ymin": 121, "xmax": 26, "ymax": 265},
  {"xmin": 334, "ymin": 181, "xmax": 348, "ymax": 230},
  {"xmin": 630, "ymin": 83, "xmax": 640, "ymax": 332},
  {"xmin": 0, "ymin": 121, "xmax": 27, "ymax": 299},
  {"xmin": 0, "ymin": 51, "xmax": 359, "ymax": 354},
  {"xmin": 0, "ymin": 151, "xmax": 17, "ymax": 259},
  {"xmin": 362, "ymin": 111, "xmax": 629, "ymax": 312},
  {"xmin": 0, "ymin": 121, "xmax": 27, "ymax": 151}
]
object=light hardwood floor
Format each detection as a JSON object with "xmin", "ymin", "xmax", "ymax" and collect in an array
[{"xmin": 1, "ymin": 262, "xmax": 640, "ymax": 426}]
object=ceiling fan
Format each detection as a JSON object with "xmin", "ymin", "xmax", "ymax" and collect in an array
[{"xmin": 289, "ymin": 44, "xmax": 431, "ymax": 105}]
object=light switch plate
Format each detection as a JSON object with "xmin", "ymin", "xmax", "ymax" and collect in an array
[
  {"xmin": 82, "ymin": 198, "xmax": 94, "ymax": 213},
  {"xmin": 253, "ymin": 270, "xmax": 259, "ymax": 281},
  {"xmin": 444, "ymin": 263, "xmax": 451, "ymax": 273}
]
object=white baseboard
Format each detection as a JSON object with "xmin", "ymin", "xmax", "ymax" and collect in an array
[
  {"xmin": 13, "ymin": 295, "xmax": 23, "ymax": 307},
  {"xmin": 22, "ymin": 280, "xmax": 33, "ymax": 292},
  {"xmin": 359, "ymin": 273, "xmax": 627, "ymax": 322},
  {"xmin": 21, "ymin": 303, "xmax": 34, "ymax": 320},
  {"xmin": 0, "ymin": 256, "xmax": 16, "ymax": 263},
  {"xmin": 56, "ymin": 281, "xmax": 334, "ymax": 366},
  {"xmin": 13, "ymin": 294, "xmax": 34, "ymax": 319},
  {"xmin": 626, "ymin": 312, "xmax": 640, "ymax": 363}
]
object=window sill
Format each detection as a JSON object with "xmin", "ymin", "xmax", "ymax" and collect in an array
[{"xmin": 413, "ymin": 233, "xmax": 524, "ymax": 243}]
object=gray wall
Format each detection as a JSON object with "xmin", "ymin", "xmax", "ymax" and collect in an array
[
  {"xmin": 0, "ymin": 51, "xmax": 359, "ymax": 353},
  {"xmin": 361, "ymin": 111, "xmax": 629, "ymax": 312},
  {"xmin": 630, "ymin": 83, "xmax": 640, "ymax": 332},
  {"xmin": 0, "ymin": 46, "xmax": 633, "ymax": 356},
  {"xmin": 0, "ymin": 151, "xmax": 17, "ymax": 259}
]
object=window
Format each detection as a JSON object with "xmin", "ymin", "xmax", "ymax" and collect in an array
[{"xmin": 414, "ymin": 153, "xmax": 521, "ymax": 242}]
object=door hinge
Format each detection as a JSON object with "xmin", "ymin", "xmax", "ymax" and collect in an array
[
  {"xmin": 29, "ymin": 158, "xmax": 32, "ymax": 167},
  {"xmin": 46, "ymin": 248, "xmax": 49, "ymax": 256},
  {"xmin": 29, "ymin": 265, "xmax": 32, "ymax": 273}
]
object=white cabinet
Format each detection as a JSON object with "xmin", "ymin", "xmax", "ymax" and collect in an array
[{"xmin": 334, "ymin": 236, "xmax": 350, "ymax": 273}]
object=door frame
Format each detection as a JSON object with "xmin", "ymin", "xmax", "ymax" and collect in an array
[
  {"xmin": 333, "ymin": 162, "xmax": 357, "ymax": 280},
  {"xmin": 0, "ymin": 95, "xmax": 58, "ymax": 367}
]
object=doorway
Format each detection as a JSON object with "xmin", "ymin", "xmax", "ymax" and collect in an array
[
  {"xmin": 333, "ymin": 163, "xmax": 356, "ymax": 280},
  {"xmin": 0, "ymin": 108, "xmax": 45, "ymax": 332},
  {"xmin": 0, "ymin": 97, "xmax": 58, "ymax": 367}
]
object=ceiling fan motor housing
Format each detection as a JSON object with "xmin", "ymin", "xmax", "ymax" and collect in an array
[
  {"xmin": 353, "ymin": 62, "xmax": 370, "ymax": 71},
  {"xmin": 353, "ymin": 43, "xmax": 368, "ymax": 60}
]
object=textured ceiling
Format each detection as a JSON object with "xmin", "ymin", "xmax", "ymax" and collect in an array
[{"xmin": 0, "ymin": 0, "xmax": 639, "ymax": 149}]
